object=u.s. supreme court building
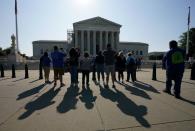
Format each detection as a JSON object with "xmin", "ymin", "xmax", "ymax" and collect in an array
[{"xmin": 33, "ymin": 17, "xmax": 148, "ymax": 59}]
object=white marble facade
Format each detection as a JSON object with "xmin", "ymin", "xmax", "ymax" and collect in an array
[
  {"xmin": 32, "ymin": 17, "xmax": 148, "ymax": 59},
  {"xmin": 73, "ymin": 17, "xmax": 121, "ymax": 56}
]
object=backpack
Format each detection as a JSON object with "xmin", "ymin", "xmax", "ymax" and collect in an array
[{"xmin": 171, "ymin": 51, "xmax": 184, "ymax": 64}]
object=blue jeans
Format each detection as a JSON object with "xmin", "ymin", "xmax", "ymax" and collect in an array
[{"xmin": 70, "ymin": 66, "xmax": 78, "ymax": 84}]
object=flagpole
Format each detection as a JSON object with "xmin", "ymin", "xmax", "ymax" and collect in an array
[
  {"xmin": 186, "ymin": 6, "xmax": 190, "ymax": 56},
  {"xmin": 15, "ymin": 0, "xmax": 19, "ymax": 53}
]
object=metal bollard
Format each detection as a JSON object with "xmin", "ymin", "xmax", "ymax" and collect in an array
[
  {"xmin": 152, "ymin": 63, "xmax": 157, "ymax": 80},
  {"xmin": 39, "ymin": 63, "xmax": 43, "ymax": 79},
  {"xmin": 1, "ymin": 64, "xmax": 4, "ymax": 77},
  {"xmin": 12, "ymin": 64, "xmax": 16, "ymax": 78},
  {"xmin": 25, "ymin": 64, "xmax": 29, "ymax": 79},
  {"xmin": 190, "ymin": 62, "xmax": 195, "ymax": 80}
]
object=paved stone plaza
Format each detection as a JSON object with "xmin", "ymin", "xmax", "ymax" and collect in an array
[{"xmin": 0, "ymin": 69, "xmax": 194, "ymax": 131}]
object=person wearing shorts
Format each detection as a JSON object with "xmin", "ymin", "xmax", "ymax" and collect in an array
[
  {"xmin": 51, "ymin": 46, "xmax": 66, "ymax": 87},
  {"xmin": 103, "ymin": 44, "xmax": 117, "ymax": 88}
]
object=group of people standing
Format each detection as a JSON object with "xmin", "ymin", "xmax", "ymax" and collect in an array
[
  {"xmin": 40, "ymin": 44, "xmax": 140, "ymax": 89},
  {"xmin": 40, "ymin": 40, "xmax": 187, "ymax": 99}
]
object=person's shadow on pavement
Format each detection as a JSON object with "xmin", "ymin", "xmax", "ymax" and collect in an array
[
  {"xmin": 17, "ymin": 83, "xmax": 46, "ymax": 100},
  {"xmin": 18, "ymin": 87, "xmax": 61, "ymax": 120},
  {"xmin": 98, "ymin": 85, "xmax": 151, "ymax": 128},
  {"xmin": 57, "ymin": 85, "xmax": 79, "ymax": 113},
  {"xmin": 117, "ymin": 82, "xmax": 151, "ymax": 100},
  {"xmin": 133, "ymin": 81, "xmax": 160, "ymax": 94},
  {"xmin": 180, "ymin": 97, "xmax": 195, "ymax": 106},
  {"xmin": 99, "ymin": 85, "xmax": 117, "ymax": 102},
  {"xmin": 114, "ymin": 88, "xmax": 151, "ymax": 128},
  {"xmin": 79, "ymin": 87, "xmax": 97, "ymax": 109}
]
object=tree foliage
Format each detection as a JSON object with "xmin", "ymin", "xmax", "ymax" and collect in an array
[
  {"xmin": 0, "ymin": 47, "xmax": 11, "ymax": 56},
  {"xmin": 178, "ymin": 28, "xmax": 195, "ymax": 56}
]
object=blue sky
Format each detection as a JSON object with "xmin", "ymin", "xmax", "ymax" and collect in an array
[{"xmin": 0, "ymin": 0, "xmax": 194, "ymax": 56}]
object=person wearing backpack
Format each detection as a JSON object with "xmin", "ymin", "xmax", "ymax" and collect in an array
[
  {"xmin": 126, "ymin": 52, "xmax": 136, "ymax": 82},
  {"xmin": 162, "ymin": 40, "xmax": 185, "ymax": 99}
]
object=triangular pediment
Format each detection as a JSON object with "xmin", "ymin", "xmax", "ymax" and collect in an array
[{"xmin": 73, "ymin": 16, "xmax": 121, "ymax": 28}]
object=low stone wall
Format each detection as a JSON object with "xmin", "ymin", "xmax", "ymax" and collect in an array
[{"xmin": 0, "ymin": 60, "xmax": 192, "ymax": 70}]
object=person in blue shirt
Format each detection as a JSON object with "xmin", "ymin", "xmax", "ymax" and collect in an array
[
  {"xmin": 40, "ymin": 52, "xmax": 51, "ymax": 84},
  {"xmin": 51, "ymin": 46, "xmax": 66, "ymax": 87},
  {"xmin": 126, "ymin": 52, "xmax": 136, "ymax": 82},
  {"xmin": 162, "ymin": 40, "xmax": 185, "ymax": 99}
]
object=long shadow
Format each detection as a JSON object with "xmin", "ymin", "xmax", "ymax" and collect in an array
[
  {"xmin": 98, "ymin": 85, "xmax": 151, "ymax": 128},
  {"xmin": 12, "ymin": 78, "xmax": 24, "ymax": 82},
  {"xmin": 17, "ymin": 83, "xmax": 46, "ymax": 100},
  {"xmin": 79, "ymin": 87, "xmax": 97, "ymax": 109},
  {"xmin": 180, "ymin": 97, "xmax": 195, "ymax": 106},
  {"xmin": 29, "ymin": 79, "xmax": 40, "ymax": 83},
  {"xmin": 157, "ymin": 80, "xmax": 195, "ymax": 86},
  {"xmin": 117, "ymin": 82, "xmax": 151, "ymax": 100},
  {"xmin": 133, "ymin": 81, "xmax": 160, "ymax": 94},
  {"xmin": 114, "ymin": 88, "xmax": 151, "ymax": 128},
  {"xmin": 182, "ymin": 81, "xmax": 195, "ymax": 85},
  {"xmin": 57, "ymin": 86, "xmax": 79, "ymax": 113},
  {"xmin": 18, "ymin": 87, "xmax": 61, "ymax": 120},
  {"xmin": 99, "ymin": 85, "xmax": 117, "ymax": 102}
]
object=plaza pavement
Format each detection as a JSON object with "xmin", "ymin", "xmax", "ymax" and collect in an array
[{"xmin": 0, "ymin": 69, "xmax": 194, "ymax": 131}]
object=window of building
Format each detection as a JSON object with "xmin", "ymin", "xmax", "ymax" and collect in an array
[
  {"xmin": 136, "ymin": 50, "xmax": 138, "ymax": 55},
  {"xmin": 40, "ymin": 49, "xmax": 43, "ymax": 54},
  {"xmin": 140, "ymin": 51, "xmax": 143, "ymax": 55}
]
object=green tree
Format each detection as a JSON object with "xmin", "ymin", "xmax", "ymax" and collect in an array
[{"xmin": 178, "ymin": 28, "xmax": 195, "ymax": 56}]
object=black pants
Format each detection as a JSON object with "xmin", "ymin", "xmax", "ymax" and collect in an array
[
  {"xmin": 166, "ymin": 70, "xmax": 183, "ymax": 96},
  {"xmin": 127, "ymin": 67, "xmax": 136, "ymax": 82},
  {"xmin": 118, "ymin": 70, "xmax": 124, "ymax": 81},
  {"xmin": 82, "ymin": 70, "xmax": 90, "ymax": 85}
]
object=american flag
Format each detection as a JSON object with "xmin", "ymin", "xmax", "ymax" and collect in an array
[
  {"xmin": 188, "ymin": 6, "xmax": 190, "ymax": 25},
  {"xmin": 15, "ymin": 0, "xmax": 17, "ymax": 15}
]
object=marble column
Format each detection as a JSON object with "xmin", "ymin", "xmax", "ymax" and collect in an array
[
  {"xmin": 116, "ymin": 32, "xmax": 119, "ymax": 51},
  {"xmin": 99, "ymin": 31, "xmax": 102, "ymax": 51},
  {"xmin": 81, "ymin": 30, "xmax": 84, "ymax": 54},
  {"xmin": 105, "ymin": 31, "xmax": 108, "ymax": 47},
  {"xmin": 87, "ymin": 30, "xmax": 90, "ymax": 55},
  {"xmin": 111, "ymin": 31, "xmax": 114, "ymax": 49},
  {"xmin": 93, "ymin": 31, "xmax": 96, "ymax": 56},
  {"xmin": 75, "ymin": 30, "xmax": 78, "ymax": 48}
]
